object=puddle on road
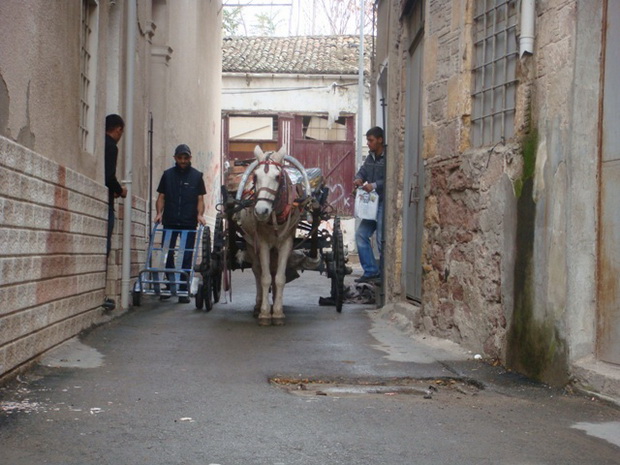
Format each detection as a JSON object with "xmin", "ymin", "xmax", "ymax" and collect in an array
[
  {"xmin": 270, "ymin": 377, "xmax": 481, "ymax": 399},
  {"xmin": 572, "ymin": 421, "xmax": 620, "ymax": 448}
]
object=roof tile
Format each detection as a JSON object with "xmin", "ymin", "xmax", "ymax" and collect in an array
[{"xmin": 222, "ymin": 35, "xmax": 373, "ymax": 75}]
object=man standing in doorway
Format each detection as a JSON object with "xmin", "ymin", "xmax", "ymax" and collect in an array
[
  {"xmin": 154, "ymin": 144, "xmax": 207, "ymax": 303},
  {"xmin": 105, "ymin": 114, "xmax": 127, "ymax": 257},
  {"xmin": 353, "ymin": 126, "xmax": 385, "ymax": 284}
]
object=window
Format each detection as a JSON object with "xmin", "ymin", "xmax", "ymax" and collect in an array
[
  {"xmin": 472, "ymin": 0, "xmax": 517, "ymax": 147},
  {"xmin": 80, "ymin": 0, "xmax": 99, "ymax": 153},
  {"xmin": 229, "ymin": 116, "xmax": 275, "ymax": 140},
  {"xmin": 302, "ymin": 116, "xmax": 347, "ymax": 141}
]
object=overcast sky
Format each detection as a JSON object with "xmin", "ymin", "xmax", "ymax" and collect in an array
[{"xmin": 223, "ymin": 0, "xmax": 372, "ymax": 36}]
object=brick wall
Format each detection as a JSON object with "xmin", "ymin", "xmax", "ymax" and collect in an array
[{"xmin": 0, "ymin": 136, "xmax": 146, "ymax": 378}]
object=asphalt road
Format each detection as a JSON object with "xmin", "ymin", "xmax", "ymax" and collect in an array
[{"xmin": 1, "ymin": 269, "xmax": 619, "ymax": 465}]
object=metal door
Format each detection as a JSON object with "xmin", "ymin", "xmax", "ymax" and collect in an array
[
  {"xmin": 599, "ymin": 1, "xmax": 620, "ymax": 364},
  {"xmin": 292, "ymin": 116, "xmax": 356, "ymax": 216},
  {"xmin": 403, "ymin": 32, "xmax": 424, "ymax": 302}
]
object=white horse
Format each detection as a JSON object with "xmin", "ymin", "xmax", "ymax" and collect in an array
[{"xmin": 234, "ymin": 145, "xmax": 307, "ymax": 326}]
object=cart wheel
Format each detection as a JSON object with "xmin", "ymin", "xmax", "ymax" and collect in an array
[
  {"xmin": 202, "ymin": 226, "xmax": 212, "ymax": 265},
  {"xmin": 132, "ymin": 290, "xmax": 141, "ymax": 307},
  {"xmin": 195, "ymin": 284, "xmax": 204, "ymax": 310},
  {"xmin": 331, "ymin": 216, "xmax": 346, "ymax": 312},
  {"xmin": 212, "ymin": 214, "xmax": 225, "ymax": 303},
  {"xmin": 203, "ymin": 273, "xmax": 213, "ymax": 312}
]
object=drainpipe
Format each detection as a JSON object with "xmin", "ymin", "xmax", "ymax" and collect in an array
[
  {"xmin": 120, "ymin": 0, "xmax": 137, "ymax": 309},
  {"xmin": 520, "ymin": 0, "xmax": 535, "ymax": 57},
  {"xmin": 357, "ymin": 0, "xmax": 364, "ymax": 162}
]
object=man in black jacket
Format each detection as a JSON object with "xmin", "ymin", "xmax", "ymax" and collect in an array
[
  {"xmin": 105, "ymin": 114, "xmax": 127, "ymax": 257},
  {"xmin": 154, "ymin": 144, "xmax": 207, "ymax": 303}
]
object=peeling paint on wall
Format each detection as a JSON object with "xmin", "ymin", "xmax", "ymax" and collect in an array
[
  {"xmin": 16, "ymin": 81, "xmax": 35, "ymax": 149},
  {"xmin": 0, "ymin": 73, "xmax": 9, "ymax": 137}
]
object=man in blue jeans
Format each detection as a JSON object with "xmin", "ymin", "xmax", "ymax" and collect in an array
[
  {"xmin": 154, "ymin": 144, "xmax": 207, "ymax": 303},
  {"xmin": 353, "ymin": 126, "xmax": 385, "ymax": 284}
]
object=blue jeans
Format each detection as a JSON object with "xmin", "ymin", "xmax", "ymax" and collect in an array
[
  {"xmin": 355, "ymin": 201, "xmax": 383, "ymax": 277},
  {"xmin": 164, "ymin": 229, "xmax": 196, "ymax": 291}
]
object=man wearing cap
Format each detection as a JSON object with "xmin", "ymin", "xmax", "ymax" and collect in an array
[{"xmin": 154, "ymin": 144, "xmax": 207, "ymax": 303}]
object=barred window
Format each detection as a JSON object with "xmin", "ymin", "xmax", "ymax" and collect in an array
[
  {"xmin": 472, "ymin": 0, "xmax": 518, "ymax": 147},
  {"xmin": 80, "ymin": 0, "xmax": 98, "ymax": 153}
]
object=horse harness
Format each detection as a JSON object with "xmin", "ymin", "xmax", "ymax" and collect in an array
[{"xmin": 244, "ymin": 154, "xmax": 307, "ymax": 227}]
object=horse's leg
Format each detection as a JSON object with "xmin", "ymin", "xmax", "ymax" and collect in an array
[
  {"xmin": 251, "ymin": 257, "xmax": 262, "ymax": 318},
  {"xmin": 257, "ymin": 241, "xmax": 272, "ymax": 326},
  {"xmin": 271, "ymin": 235, "xmax": 293, "ymax": 325}
]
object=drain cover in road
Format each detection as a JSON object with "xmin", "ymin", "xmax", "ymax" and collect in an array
[{"xmin": 270, "ymin": 377, "xmax": 481, "ymax": 399}]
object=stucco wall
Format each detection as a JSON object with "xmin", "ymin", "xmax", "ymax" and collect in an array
[
  {"xmin": 222, "ymin": 75, "xmax": 366, "ymax": 119},
  {"xmin": 0, "ymin": 0, "xmax": 222, "ymax": 379},
  {"xmin": 0, "ymin": 2, "xmax": 83, "ymax": 170},
  {"xmin": 150, "ymin": 0, "xmax": 223, "ymax": 222},
  {"xmin": 509, "ymin": 0, "xmax": 602, "ymax": 379},
  {"xmin": 0, "ymin": 136, "xmax": 147, "ymax": 377}
]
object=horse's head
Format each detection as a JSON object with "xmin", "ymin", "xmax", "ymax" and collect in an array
[{"xmin": 253, "ymin": 145, "xmax": 287, "ymax": 222}]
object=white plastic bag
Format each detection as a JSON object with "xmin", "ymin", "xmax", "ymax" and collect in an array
[
  {"xmin": 354, "ymin": 188, "xmax": 379, "ymax": 220},
  {"xmin": 190, "ymin": 276, "xmax": 199, "ymax": 296}
]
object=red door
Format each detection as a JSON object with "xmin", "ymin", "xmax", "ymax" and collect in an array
[{"xmin": 287, "ymin": 116, "xmax": 356, "ymax": 216}]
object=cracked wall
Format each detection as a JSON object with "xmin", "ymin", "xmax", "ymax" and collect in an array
[{"xmin": 379, "ymin": 0, "xmax": 603, "ymax": 386}]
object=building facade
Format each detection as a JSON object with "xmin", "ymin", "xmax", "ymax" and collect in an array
[
  {"xmin": 376, "ymin": 0, "xmax": 620, "ymax": 401},
  {"xmin": 0, "ymin": 0, "xmax": 222, "ymax": 379},
  {"xmin": 222, "ymin": 35, "xmax": 372, "ymax": 217}
]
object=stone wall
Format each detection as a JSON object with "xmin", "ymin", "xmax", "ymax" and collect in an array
[
  {"xmin": 421, "ymin": 144, "xmax": 520, "ymax": 358},
  {"xmin": 378, "ymin": 0, "xmax": 618, "ymax": 392},
  {"xmin": 414, "ymin": 0, "xmax": 520, "ymax": 358},
  {"xmin": 0, "ymin": 137, "xmax": 146, "ymax": 378}
]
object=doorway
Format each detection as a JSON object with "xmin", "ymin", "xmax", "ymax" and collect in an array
[{"xmin": 402, "ymin": 1, "xmax": 424, "ymax": 302}]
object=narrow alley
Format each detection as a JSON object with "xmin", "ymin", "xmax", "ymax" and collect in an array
[{"xmin": 1, "ymin": 270, "xmax": 618, "ymax": 465}]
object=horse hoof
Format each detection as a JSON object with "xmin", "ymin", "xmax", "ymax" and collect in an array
[
  {"xmin": 272, "ymin": 317, "xmax": 285, "ymax": 326},
  {"xmin": 258, "ymin": 317, "xmax": 272, "ymax": 326}
]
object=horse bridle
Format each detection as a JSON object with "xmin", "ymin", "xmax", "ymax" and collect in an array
[{"xmin": 253, "ymin": 155, "xmax": 284, "ymax": 206}]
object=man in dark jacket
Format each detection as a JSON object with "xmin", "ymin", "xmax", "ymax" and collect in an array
[
  {"xmin": 154, "ymin": 144, "xmax": 207, "ymax": 303},
  {"xmin": 353, "ymin": 126, "xmax": 385, "ymax": 283},
  {"xmin": 105, "ymin": 114, "xmax": 127, "ymax": 257}
]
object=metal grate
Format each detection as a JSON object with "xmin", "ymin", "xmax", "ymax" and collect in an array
[{"xmin": 472, "ymin": 0, "xmax": 518, "ymax": 147}]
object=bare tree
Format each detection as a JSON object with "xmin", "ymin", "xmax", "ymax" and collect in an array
[
  {"xmin": 223, "ymin": 6, "xmax": 243, "ymax": 36},
  {"xmin": 299, "ymin": 0, "xmax": 374, "ymax": 36},
  {"xmin": 251, "ymin": 10, "xmax": 283, "ymax": 36}
]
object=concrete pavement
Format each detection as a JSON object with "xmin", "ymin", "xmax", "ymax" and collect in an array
[{"xmin": 1, "ymin": 269, "xmax": 619, "ymax": 464}]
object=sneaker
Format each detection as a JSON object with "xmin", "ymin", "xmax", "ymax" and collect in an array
[
  {"xmin": 178, "ymin": 296, "xmax": 190, "ymax": 304},
  {"xmin": 159, "ymin": 295, "xmax": 171, "ymax": 301}
]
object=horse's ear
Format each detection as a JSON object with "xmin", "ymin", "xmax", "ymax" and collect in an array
[
  {"xmin": 254, "ymin": 145, "xmax": 266, "ymax": 162},
  {"xmin": 273, "ymin": 145, "xmax": 287, "ymax": 163}
]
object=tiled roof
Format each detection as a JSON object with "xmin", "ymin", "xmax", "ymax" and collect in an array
[{"xmin": 222, "ymin": 35, "xmax": 373, "ymax": 75}]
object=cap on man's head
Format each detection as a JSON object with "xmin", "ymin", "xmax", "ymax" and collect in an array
[{"xmin": 174, "ymin": 144, "xmax": 191, "ymax": 156}]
